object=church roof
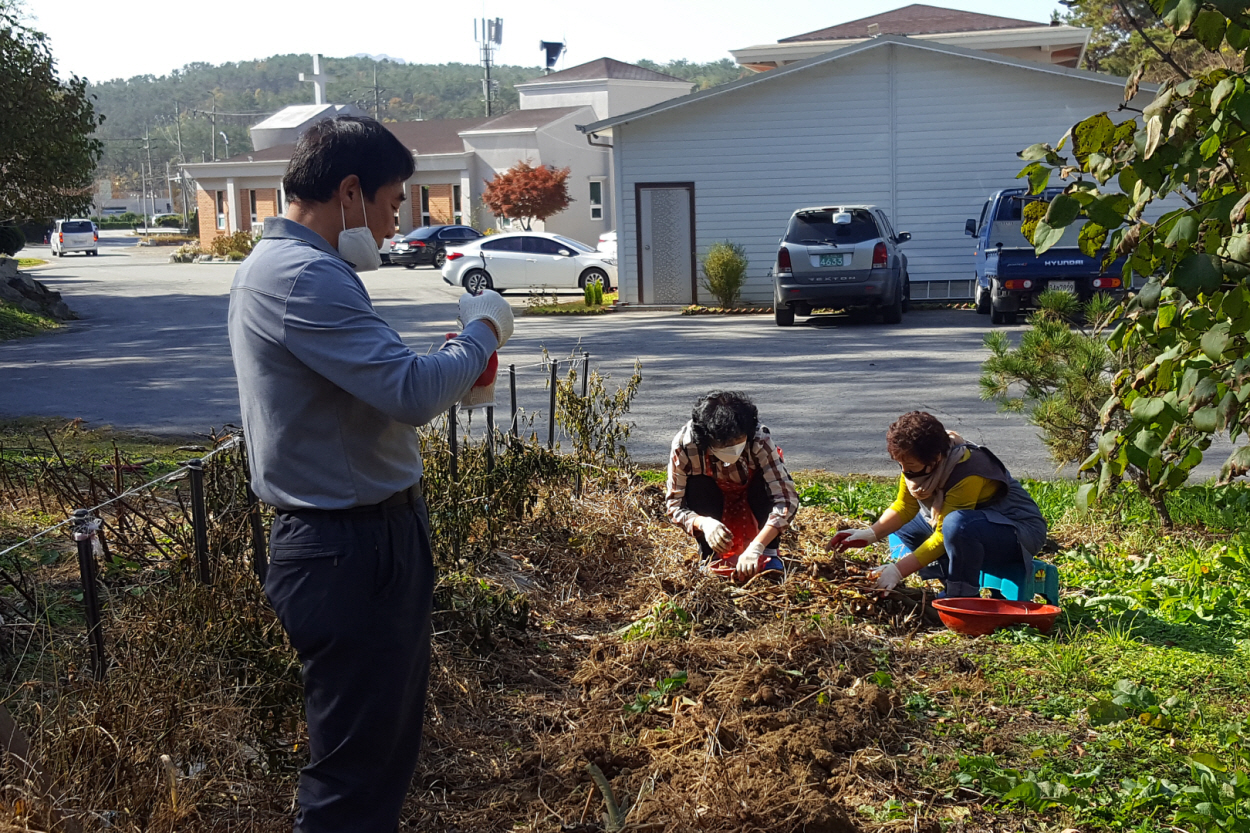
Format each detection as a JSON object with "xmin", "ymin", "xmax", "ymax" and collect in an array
[
  {"xmin": 517, "ymin": 57, "xmax": 688, "ymax": 85},
  {"xmin": 222, "ymin": 117, "xmax": 489, "ymax": 163},
  {"xmin": 779, "ymin": 4, "xmax": 1046, "ymax": 42},
  {"xmin": 386, "ymin": 117, "xmax": 488, "ymax": 153}
]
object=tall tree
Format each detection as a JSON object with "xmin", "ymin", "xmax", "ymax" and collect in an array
[
  {"xmin": 0, "ymin": 0, "xmax": 104, "ymax": 222},
  {"xmin": 481, "ymin": 162, "xmax": 572, "ymax": 231},
  {"xmin": 1062, "ymin": 0, "xmax": 1243, "ymax": 81},
  {"xmin": 1018, "ymin": 1, "xmax": 1250, "ymax": 521}
]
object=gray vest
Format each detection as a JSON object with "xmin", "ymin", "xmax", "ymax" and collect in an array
[{"xmin": 920, "ymin": 445, "xmax": 1048, "ymax": 558}]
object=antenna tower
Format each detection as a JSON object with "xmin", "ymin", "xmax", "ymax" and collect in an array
[{"xmin": 475, "ymin": 17, "xmax": 503, "ymax": 116}]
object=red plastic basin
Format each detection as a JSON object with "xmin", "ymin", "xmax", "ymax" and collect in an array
[{"xmin": 931, "ymin": 597, "xmax": 1061, "ymax": 636}]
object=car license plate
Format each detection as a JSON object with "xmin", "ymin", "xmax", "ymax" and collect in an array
[
  {"xmin": 819, "ymin": 254, "xmax": 845, "ymax": 267},
  {"xmin": 1050, "ymin": 280, "xmax": 1076, "ymax": 294}
]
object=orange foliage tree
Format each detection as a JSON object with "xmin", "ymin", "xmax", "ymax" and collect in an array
[{"xmin": 481, "ymin": 162, "xmax": 573, "ymax": 231}]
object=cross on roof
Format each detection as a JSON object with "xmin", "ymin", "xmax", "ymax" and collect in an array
[{"xmin": 300, "ymin": 54, "xmax": 330, "ymax": 105}]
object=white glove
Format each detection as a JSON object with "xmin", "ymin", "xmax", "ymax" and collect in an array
[
  {"xmin": 870, "ymin": 562, "xmax": 903, "ymax": 592},
  {"xmin": 697, "ymin": 517, "xmax": 733, "ymax": 554},
  {"xmin": 735, "ymin": 540, "xmax": 767, "ymax": 579},
  {"xmin": 829, "ymin": 528, "xmax": 877, "ymax": 552},
  {"xmin": 458, "ymin": 290, "xmax": 514, "ymax": 349}
]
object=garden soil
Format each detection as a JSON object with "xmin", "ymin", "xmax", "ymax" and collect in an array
[{"xmin": 0, "ymin": 477, "xmax": 1028, "ymax": 833}]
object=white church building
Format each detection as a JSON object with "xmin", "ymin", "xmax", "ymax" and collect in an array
[{"xmin": 181, "ymin": 58, "xmax": 693, "ymax": 250}]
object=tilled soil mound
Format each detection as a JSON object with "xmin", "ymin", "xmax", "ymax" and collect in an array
[{"xmin": 0, "ymin": 478, "xmax": 1006, "ymax": 833}]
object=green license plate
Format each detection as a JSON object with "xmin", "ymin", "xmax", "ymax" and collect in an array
[{"xmin": 819, "ymin": 254, "xmax": 845, "ymax": 267}]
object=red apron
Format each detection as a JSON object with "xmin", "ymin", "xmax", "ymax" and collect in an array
[{"xmin": 707, "ymin": 464, "xmax": 761, "ymax": 574}]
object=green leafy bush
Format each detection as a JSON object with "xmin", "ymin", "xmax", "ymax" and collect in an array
[
  {"xmin": 592, "ymin": 280, "xmax": 604, "ymax": 306},
  {"xmin": 1015, "ymin": 6, "xmax": 1250, "ymax": 513},
  {"xmin": 225, "ymin": 250, "xmax": 246, "ymax": 261},
  {"xmin": 583, "ymin": 282, "xmax": 595, "ymax": 306},
  {"xmin": 211, "ymin": 230, "xmax": 255, "ymax": 257},
  {"xmin": 699, "ymin": 241, "xmax": 749, "ymax": 308},
  {"xmin": 0, "ymin": 225, "xmax": 26, "ymax": 256}
]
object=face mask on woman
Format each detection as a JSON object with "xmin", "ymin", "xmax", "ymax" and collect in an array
[
  {"xmin": 337, "ymin": 200, "xmax": 381, "ymax": 272},
  {"xmin": 711, "ymin": 440, "xmax": 747, "ymax": 466}
]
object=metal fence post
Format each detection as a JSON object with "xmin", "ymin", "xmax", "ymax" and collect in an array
[
  {"xmin": 576, "ymin": 353, "xmax": 591, "ymax": 498},
  {"xmin": 245, "ymin": 484, "xmax": 268, "ymax": 584},
  {"xmin": 448, "ymin": 405, "xmax": 459, "ymax": 482},
  {"xmin": 71, "ymin": 509, "xmax": 106, "ymax": 681},
  {"xmin": 548, "ymin": 359, "xmax": 558, "ymax": 449},
  {"xmin": 509, "ymin": 364, "xmax": 519, "ymax": 439},
  {"xmin": 186, "ymin": 459, "xmax": 211, "ymax": 585},
  {"xmin": 485, "ymin": 405, "xmax": 495, "ymax": 472}
]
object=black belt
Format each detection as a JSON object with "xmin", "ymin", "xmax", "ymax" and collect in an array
[{"xmin": 282, "ymin": 481, "xmax": 423, "ymax": 516}]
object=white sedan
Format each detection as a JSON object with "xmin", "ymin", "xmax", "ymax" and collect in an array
[{"xmin": 441, "ymin": 232, "xmax": 615, "ymax": 294}]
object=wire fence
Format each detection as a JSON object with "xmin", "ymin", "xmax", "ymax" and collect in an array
[{"xmin": 0, "ymin": 350, "xmax": 612, "ymax": 682}]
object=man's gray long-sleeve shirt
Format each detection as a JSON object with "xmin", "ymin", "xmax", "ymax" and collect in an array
[{"xmin": 228, "ymin": 216, "xmax": 497, "ymax": 510}]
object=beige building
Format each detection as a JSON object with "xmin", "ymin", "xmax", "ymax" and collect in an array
[{"xmin": 182, "ymin": 58, "xmax": 693, "ymax": 250}]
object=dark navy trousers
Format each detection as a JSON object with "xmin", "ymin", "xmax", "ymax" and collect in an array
[
  {"xmin": 894, "ymin": 508, "xmax": 1023, "ymax": 598},
  {"xmin": 265, "ymin": 495, "xmax": 435, "ymax": 833}
]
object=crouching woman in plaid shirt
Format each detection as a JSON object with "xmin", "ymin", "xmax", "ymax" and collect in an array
[{"xmin": 666, "ymin": 391, "xmax": 800, "ymax": 581}]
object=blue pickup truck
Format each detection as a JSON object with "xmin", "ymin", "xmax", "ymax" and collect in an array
[{"xmin": 967, "ymin": 187, "xmax": 1128, "ymax": 324}]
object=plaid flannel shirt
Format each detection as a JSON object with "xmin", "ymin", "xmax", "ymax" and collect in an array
[{"xmin": 665, "ymin": 421, "xmax": 799, "ymax": 535}]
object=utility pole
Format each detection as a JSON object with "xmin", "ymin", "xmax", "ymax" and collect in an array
[
  {"xmin": 210, "ymin": 104, "xmax": 217, "ymax": 161},
  {"xmin": 172, "ymin": 100, "xmax": 188, "ymax": 221},
  {"xmin": 373, "ymin": 65, "xmax": 380, "ymax": 119},
  {"xmin": 144, "ymin": 126, "xmax": 155, "ymax": 228}
]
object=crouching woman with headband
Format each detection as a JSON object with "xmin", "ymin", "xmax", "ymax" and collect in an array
[{"xmin": 665, "ymin": 391, "xmax": 799, "ymax": 582}]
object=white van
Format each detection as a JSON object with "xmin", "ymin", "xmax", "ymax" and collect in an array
[{"xmin": 51, "ymin": 219, "xmax": 98, "ymax": 257}]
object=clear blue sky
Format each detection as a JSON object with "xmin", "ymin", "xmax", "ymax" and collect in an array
[{"xmin": 24, "ymin": 0, "xmax": 1067, "ymax": 83}]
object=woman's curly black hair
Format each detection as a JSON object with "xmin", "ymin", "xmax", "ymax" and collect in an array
[
  {"xmin": 690, "ymin": 391, "xmax": 758, "ymax": 451},
  {"xmin": 886, "ymin": 411, "xmax": 951, "ymax": 465}
]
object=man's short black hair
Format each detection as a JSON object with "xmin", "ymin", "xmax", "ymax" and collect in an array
[
  {"xmin": 690, "ymin": 391, "xmax": 758, "ymax": 450},
  {"xmin": 283, "ymin": 116, "xmax": 415, "ymax": 204}
]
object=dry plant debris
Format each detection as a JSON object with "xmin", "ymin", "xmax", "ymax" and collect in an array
[{"xmin": 0, "ymin": 441, "xmax": 1016, "ymax": 833}]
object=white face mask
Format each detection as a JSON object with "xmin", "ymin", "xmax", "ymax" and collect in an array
[
  {"xmin": 711, "ymin": 440, "xmax": 747, "ymax": 466},
  {"xmin": 337, "ymin": 200, "xmax": 381, "ymax": 272}
]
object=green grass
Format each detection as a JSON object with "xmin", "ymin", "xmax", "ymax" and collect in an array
[
  {"xmin": 0, "ymin": 417, "xmax": 201, "ymax": 463},
  {"xmin": 16, "ymin": 257, "xmax": 47, "ymax": 267},
  {"xmin": 0, "ymin": 300, "xmax": 60, "ymax": 340},
  {"xmin": 523, "ymin": 291, "xmax": 618, "ymax": 315},
  {"xmin": 784, "ymin": 468, "xmax": 1250, "ymax": 831}
]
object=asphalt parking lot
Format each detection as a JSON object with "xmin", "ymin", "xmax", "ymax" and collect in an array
[{"xmin": 0, "ymin": 241, "xmax": 1112, "ymax": 477}]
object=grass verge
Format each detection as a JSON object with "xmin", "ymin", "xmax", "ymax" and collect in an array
[
  {"xmin": 523, "ymin": 290, "xmax": 618, "ymax": 315},
  {"xmin": 0, "ymin": 300, "xmax": 61, "ymax": 341}
]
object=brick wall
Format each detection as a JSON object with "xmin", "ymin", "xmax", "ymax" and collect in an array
[
  {"xmin": 238, "ymin": 190, "xmax": 251, "ymax": 233},
  {"xmin": 197, "ymin": 188, "xmax": 219, "ymax": 249},
  {"xmin": 254, "ymin": 188, "xmax": 278, "ymax": 224},
  {"xmin": 428, "ymin": 184, "xmax": 454, "ymax": 225}
]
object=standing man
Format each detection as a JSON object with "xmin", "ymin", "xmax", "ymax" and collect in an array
[{"xmin": 228, "ymin": 116, "xmax": 513, "ymax": 832}]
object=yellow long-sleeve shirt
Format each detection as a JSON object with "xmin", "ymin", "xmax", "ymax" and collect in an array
[{"xmin": 888, "ymin": 449, "xmax": 1004, "ymax": 566}]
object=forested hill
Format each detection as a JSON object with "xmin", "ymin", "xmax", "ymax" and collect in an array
[{"xmin": 89, "ymin": 54, "xmax": 747, "ymax": 189}]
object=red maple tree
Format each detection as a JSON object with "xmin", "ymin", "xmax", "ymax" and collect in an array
[{"xmin": 481, "ymin": 162, "xmax": 573, "ymax": 231}]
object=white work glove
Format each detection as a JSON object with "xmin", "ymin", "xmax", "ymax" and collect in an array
[
  {"xmin": 458, "ymin": 290, "xmax": 514, "ymax": 349},
  {"xmin": 829, "ymin": 528, "xmax": 878, "ymax": 552},
  {"xmin": 870, "ymin": 562, "xmax": 903, "ymax": 592},
  {"xmin": 735, "ymin": 540, "xmax": 767, "ymax": 580},
  {"xmin": 697, "ymin": 517, "xmax": 733, "ymax": 554}
]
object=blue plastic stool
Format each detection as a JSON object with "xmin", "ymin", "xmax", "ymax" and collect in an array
[{"xmin": 886, "ymin": 533, "xmax": 1059, "ymax": 604}]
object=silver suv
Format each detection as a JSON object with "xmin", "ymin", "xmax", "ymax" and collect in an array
[{"xmin": 772, "ymin": 205, "xmax": 910, "ymax": 326}]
